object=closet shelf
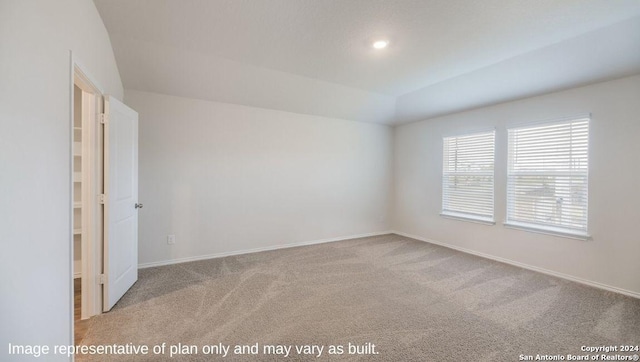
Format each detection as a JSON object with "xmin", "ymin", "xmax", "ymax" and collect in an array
[
  {"xmin": 74, "ymin": 202, "xmax": 81, "ymax": 209},
  {"xmin": 74, "ymin": 172, "xmax": 82, "ymax": 182},
  {"xmin": 74, "ymin": 142, "xmax": 82, "ymax": 157},
  {"xmin": 73, "ymin": 228, "xmax": 81, "ymax": 235}
]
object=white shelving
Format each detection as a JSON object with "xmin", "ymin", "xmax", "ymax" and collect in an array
[
  {"xmin": 73, "ymin": 85, "xmax": 83, "ymax": 279},
  {"xmin": 74, "ymin": 142, "xmax": 82, "ymax": 157}
]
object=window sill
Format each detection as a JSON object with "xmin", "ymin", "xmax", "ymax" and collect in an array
[
  {"xmin": 503, "ymin": 221, "xmax": 591, "ymax": 240},
  {"xmin": 440, "ymin": 212, "xmax": 495, "ymax": 226}
]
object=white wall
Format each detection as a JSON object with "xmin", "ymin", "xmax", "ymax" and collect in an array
[
  {"xmin": 0, "ymin": 0, "xmax": 122, "ymax": 360},
  {"xmin": 125, "ymin": 90, "xmax": 393, "ymax": 266},
  {"xmin": 394, "ymin": 75, "xmax": 640, "ymax": 296}
]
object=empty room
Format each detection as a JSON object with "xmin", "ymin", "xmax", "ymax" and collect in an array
[{"xmin": 2, "ymin": 0, "xmax": 640, "ymax": 361}]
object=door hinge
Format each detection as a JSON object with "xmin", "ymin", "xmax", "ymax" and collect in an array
[
  {"xmin": 99, "ymin": 113, "xmax": 108, "ymax": 124},
  {"xmin": 98, "ymin": 194, "xmax": 106, "ymax": 204},
  {"xmin": 98, "ymin": 274, "xmax": 106, "ymax": 285}
]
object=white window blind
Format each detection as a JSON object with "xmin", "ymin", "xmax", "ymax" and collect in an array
[
  {"xmin": 442, "ymin": 130, "xmax": 495, "ymax": 223},
  {"xmin": 506, "ymin": 118, "xmax": 589, "ymax": 237}
]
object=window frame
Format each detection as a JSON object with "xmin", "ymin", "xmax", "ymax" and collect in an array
[
  {"xmin": 441, "ymin": 129, "xmax": 496, "ymax": 225},
  {"xmin": 504, "ymin": 116, "xmax": 591, "ymax": 240}
]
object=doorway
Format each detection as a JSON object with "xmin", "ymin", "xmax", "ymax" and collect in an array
[
  {"xmin": 71, "ymin": 64, "xmax": 104, "ymax": 343},
  {"xmin": 70, "ymin": 59, "xmax": 140, "ymax": 345}
]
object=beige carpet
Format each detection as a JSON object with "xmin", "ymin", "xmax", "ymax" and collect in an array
[{"xmin": 79, "ymin": 234, "xmax": 640, "ymax": 361}]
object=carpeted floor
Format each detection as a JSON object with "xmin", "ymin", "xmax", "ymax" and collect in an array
[{"xmin": 79, "ymin": 234, "xmax": 640, "ymax": 361}]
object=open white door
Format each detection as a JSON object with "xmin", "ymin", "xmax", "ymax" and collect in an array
[{"xmin": 103, "ymin": 95, "xmax": 139, "ymax": 312}]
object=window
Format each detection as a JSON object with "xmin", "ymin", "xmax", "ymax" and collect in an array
[
  {"xmin": 506, "ymin": 117, "xmax": 590, "ymax": 238},
  {"xmin": 442, "ymin": 130, "xmax": 495, "ymax": 223}
]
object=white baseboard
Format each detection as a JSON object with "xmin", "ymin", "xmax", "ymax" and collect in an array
[
  {"xmin": 138, "ymin": 231, "xmax": 393, "ymax": 269},
  {"xmin": 391, "ymin": 230, "xmax": 640, "ymax": 300}
]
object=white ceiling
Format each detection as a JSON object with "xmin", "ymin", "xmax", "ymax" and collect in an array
[{"xmin": 94, "ymin": 0, "xmax": 640, "ymax": 125}]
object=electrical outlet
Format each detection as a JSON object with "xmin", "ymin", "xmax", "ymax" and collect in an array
[{"xmin": 167, "ymin": 234, "xmax": 176, "ymax": 245}]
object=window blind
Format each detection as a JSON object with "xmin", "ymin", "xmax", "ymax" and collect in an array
[
  {"xmin": 442, "ymin": 130, "xmax": 495, "ymax": 222},
  {"xmin": 506, "ymin": 118, "xmax": 589, "ymax": 236}
]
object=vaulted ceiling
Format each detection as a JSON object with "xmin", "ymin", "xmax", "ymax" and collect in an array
[{"xmin": 94, "ymin": 0, "xmax": 640, "ymax": 125}]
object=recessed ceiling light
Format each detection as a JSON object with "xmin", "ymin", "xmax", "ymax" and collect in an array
[{"xmin": 372, "ymin": 40, "xmax": 389, "ymax": 49}]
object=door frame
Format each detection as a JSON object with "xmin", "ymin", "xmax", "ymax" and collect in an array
[{"xmin": 69, "ymin": 52, "xmax": 105, "ymax": 328}]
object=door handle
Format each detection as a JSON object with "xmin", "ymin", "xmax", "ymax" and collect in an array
[{"xmin": 135, "ymin": 203, "xmax": 143, "ymax": 209}]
